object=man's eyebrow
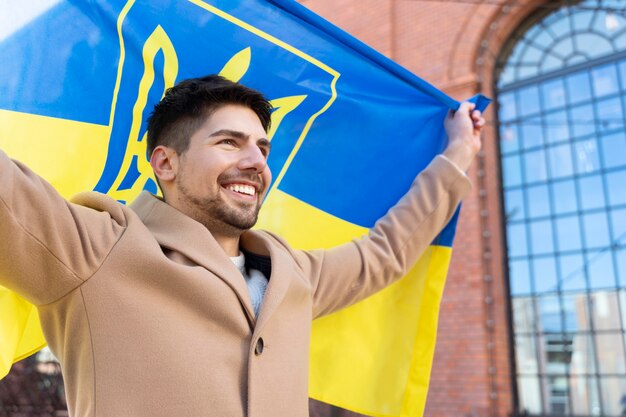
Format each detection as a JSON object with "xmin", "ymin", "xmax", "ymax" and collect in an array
[{"xmin": 208, "ymin": 129, "xmax": 249, "ymax": 140}]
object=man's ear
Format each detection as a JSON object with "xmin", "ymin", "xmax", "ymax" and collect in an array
[{"xmin": 150, "ymin": 145, "xmax": 179, "ymax": 183}]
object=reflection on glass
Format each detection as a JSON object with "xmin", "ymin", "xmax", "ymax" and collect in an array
[
  {"xmin": 583, "ymin": 212, "xmax": 611, "ymax": 249},
  {"xmin": 525, "ymin": 149, "xmax": 548, "ymax": 183},
  {"xmin": 548, "ymin": 144, "xmax": 574, "ymax": 178},
  {"xmin": 590, "ymin": 291, "xmax": 621, "ymax": 331},
  {"xmin": 570, "ymin": 332, "xmax": 596, "ymax": 373},
  {"xmin": 520, "ymin": 117, "xmax": 543, "ymax": 149},
  {"xmin": 526, "ymin": 184, "xmax": 550, "ymax": 218},
  {"xmin": 552, "ymin": 180, "xmax": 578, "ymax": 214},
  {"xmin": 500, "ymin": 123, "xmax": 520, "ymax": 153},
  {"xmin": 498, "ymin": 92, "xmax": 517, "ymax": 121},
  {"xmin": 601, "ymin": 132, "xmax": 626, "ymax": 169},
  {"xmin": 546, "ymin": 375, "xmax": 569, "ymax": 414},
  {"xmin": 513, "ymin": 296, "xmax": 536, "ymax": 332},
  {"xmin": 531, "ymin": 219, "xmax": 555, "ymax": 255},
  {"xmin": 519, "ymin": 85, "xmax": 541, "ymax": 116},
  {"xmin": 607, "ymin": 170, "xmax": 626, "ymax": 206},
  {"xmin": 510, "ymin": 259, "xmax": 532, "ymax": 295},
  {"xmin": 579, "ymin": 175, "xmax": 606, "ymax": 210},
  {"xmin": 533, "ymin": 256, "xmax": 558, "ymax": 293},
  {"xmin": 596, "ymin": 332, "xmax": 626, "ymax": 374},
  {"xmin": 600, "ymin": 377, "xmax": 626, "ymax": 417},
  {"xmin": 542, "ymin": 79, "xmax": 566, "ymax": 110},
  {"xmin": 545, "ymin": 110, "xmax": 569, "ymax": 144},
  {"xmin": 516, "ymin": 334, "xmax": 539, "ymax": 373},
  {"xmin": 587, "ymin": 250, "xmax": 617, "ymax": 290},
  {"xmin": 502, "ymin": 154, "xmax": 523, "ymax": 187},
  {"xmin": 505, "ymin": 188, "xmax": 526, "ymax": 221},
  {"xmin": 574, "ymin": 140, "xmax": 601, "ymax": 174},
  {"xmin": 618, "ymin": 249, "xmax": 626, "ymax": 287},
  {"xmin": 539, "ymin": 295, "xmax": 562, "ymax": 332},
  {"xmin": 596, "ymin": 97, "xmax": 623, "ymax": 132},
  {"xmin": 562, "ymin": 294, "xmax": 590, "ymax": 332},
  {"xmin": 570, "ymin": 376, "xmax": 601, "ymax": 416},
  {"xmin": 559, "ymin": 253, "xmax": 587, "ymax": 292},
  {"xmin": 566, "ymin": 71, "xmax": 592, "ymax": 104},
  {"xmin": 508, "ymin": 223, "xmax": 528, "ymax": 257},
  {"xmin": 619, "ymin": 60, "xmax": 626, "ymax": 87},
  {"xmin": 518, "ymin": 375, "xmax": 542, "ymax": 414},
  {"xmin": 570, "ymin": 104, "xmax": 596, "ymax": 138},
  {"xmin": 592, "ymin": 64, "xmax": 619, "ymax": 98}
]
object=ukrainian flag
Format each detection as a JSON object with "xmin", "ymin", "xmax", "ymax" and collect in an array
[{"xmin": 0, "ymin": 1, "xmax": 488, "ymax": 416}]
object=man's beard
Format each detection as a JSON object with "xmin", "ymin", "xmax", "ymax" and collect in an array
[{"xmin": 177, "ymin": 180, "xmax": 263, "ymax": 236}]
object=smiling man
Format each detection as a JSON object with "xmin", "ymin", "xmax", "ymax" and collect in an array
[{"xmin": 0, "ymin": 75, "xmax": 484, "ymax": 417}]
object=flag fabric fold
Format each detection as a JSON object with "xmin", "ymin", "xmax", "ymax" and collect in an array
[{"xmin": 0, "ymin": 1, "xmax": 489, "ymax": 415}]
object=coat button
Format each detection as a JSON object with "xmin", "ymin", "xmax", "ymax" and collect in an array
[{"xmin": 255, "ymin": 337, "xmax": 264, "ymax": 355}]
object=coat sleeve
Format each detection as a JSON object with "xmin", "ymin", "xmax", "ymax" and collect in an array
[
  {"xmin": 0, "ymin": 150, "xmax": 126, "ymax": 305},
  {"xmin": 292, "ymin": 155, "xmax": 472, "ymax": 319}
]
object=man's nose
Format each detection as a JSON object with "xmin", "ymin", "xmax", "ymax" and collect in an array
[{"xmin": 239, "ymin": 144, "xmax": 267, "ymax": 173}]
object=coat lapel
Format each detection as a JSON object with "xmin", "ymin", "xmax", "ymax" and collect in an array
[{"xmin": 130, "ymin": 192, "xmax": 256, "ymax": 322}]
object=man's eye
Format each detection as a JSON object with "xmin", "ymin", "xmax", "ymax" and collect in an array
[{"xmin": 219, "ymin": 139, "xmax": 237, "ymax": 146}]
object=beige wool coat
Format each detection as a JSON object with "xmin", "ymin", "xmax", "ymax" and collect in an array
[{"xmin": 0, "ymin": 149, "xmax": 470, "ymax": 417}]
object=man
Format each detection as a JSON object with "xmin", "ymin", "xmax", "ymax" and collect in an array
[{"xmin": 0, "ymin": 75, "xmax": 484, "ymax": 417}]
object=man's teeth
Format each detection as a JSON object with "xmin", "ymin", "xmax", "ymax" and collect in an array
[{"xmin": 227, "ymin": 184, "xmax": 256, "ymax": 196}]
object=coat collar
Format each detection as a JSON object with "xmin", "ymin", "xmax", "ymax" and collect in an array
[{"xmin": 130, "ymin": 192, "xmax": 291, "ymax": 330}]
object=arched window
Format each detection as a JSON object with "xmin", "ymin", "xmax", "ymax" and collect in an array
[{"xmin": 497, "ymin": 2, "xmax": 626, "ymax": 416}]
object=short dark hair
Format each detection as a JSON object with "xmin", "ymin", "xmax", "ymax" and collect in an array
[{"xmin": 146, "ymin": 75, "xmax": 272, "ymax": 157}]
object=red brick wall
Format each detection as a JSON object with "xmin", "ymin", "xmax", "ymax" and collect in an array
[{"xmin": 298, "ymin": 1, "xmax": 551, "ymax": 416}]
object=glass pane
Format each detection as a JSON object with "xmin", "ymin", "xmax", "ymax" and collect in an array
[
  {"xmin": 570, "ymin": 104, "xmax": 595, "ymax": 138},
  {"xmin": 545, "ymin": 375, "xmax": 569, "ymax": 414},
  {"xmin": 502, "ymin": 154, "xmax": 523, "ymax": 187},
  {"xmin": 566, "ymin": 71, "xmax": 592, "ymax": 104},
  {"xmin": 508, "ymin": 223, "xmax": 528, "ymax": 257},
  {"xmin": 526, "ymin": 184, "xmax": 550, "ymax": 218},
  {"xmin": 510, "ymin": 259, "xmax": 532, "ymax": 296},
  {"xmin": 560, "ymin": 253, "xmax": 587, "ymax": 291},
  {"xmin": 579, "ymin": 174, "xmax": 606, "ymax": 210},
  {"xmin": 588, "ymin": 250, "xmax": 617, "ymax": 290},
  {"xmin": 556, "ymin": 216, "xmax": 582, "ymax": 252},
  {"xmin": 563, "ymin": 293, "xmax": 590, "ymax": 332},
  {"xmin": 524, "ymin": 149, "xmax": 548, "ymax": 183},
  {"xmin": 607, "ymin": 170, "xmax": 626, "ymax": 206},
  {"xmin": 592, "ymin": 64, "xmax": 620, "ymax": 97},
  {"xmin": 498, "ymin": 92, "xmax": 517, "ymax": 121},
  {"xmin": 571, "ymin": 334, "xmax": 596, "ymax": 376},
  {"xmin": 600, "ymin": 377, "xmax": 626, "ymax": 417},
  {"xmin": 518, "ymin": 85, "xmax": 541, "ymax": 117},
  {"xmin": 574, "ymin": 139, "xmax": 601, "ymax": 174},
  {"xmin": 512, "ymin": 296, "xmax": 536, "ymax": 332},
  {"xmin": 570, "ymin": 375, "xmax": 601, "ymax": 416},
  {"xmin": 572, "ymin": 10, "xmax": 594, "ymax": 32},
  {"xmin": 583, "ymin": 212, "xmax": 611, "ymax": 249},
  {"xmin": 500, "ymin": 123, "xmax": 520, "ymax": 154},
  {"xmin": 551, "ymin": 37, "xmax": 574, "ymax": 60},
  {"xmin": 619, "ymin": 59, "xmax": 626, "ymax": 88},
  {"xmin": 515, "ymin": 334, "xmax": 539, "ymax": 374},
  {"xmin": 601, "ymin": 131, "xmax": 626, "ymax": 169},
  {"xmin": 531, "ymin": 219, "xmax": 554, "ymax": 255},
  {"xmin": 590, "ymin": 291, "xmax": 621, "ymax": 331},
  {"xmin": 596, "ymin": 97, "xmax": 623, "ymax": 133},
  {"xmin": 545, "ymin": 110, "xmax": 569, "ymax": 144},
  {"xmin": 538, "ymin": 295, "xmax": 562, "ymax": 332},
  {"xmin": 541, "ymin": 333, "xmax": 572, "ymax": 374},
  {"xmin": 541, "ymin": 78, "xmax": 566, "ymax": 110},
  {"xmin": 518, "ymin": 375, "xmax": 543, "ymax": 414},
  {"xmin": 505, "ymin": 188, "xmax": 526, "ymax": 221},
  {"xmin": 577, "ymin": 33, "xmax": 613, "ymax": 60},
  {"xmin": 618, "ymin": 249, "xmax": 626, "ymax": 287},
  {"xmin": 548, "ymin": 144, "xmax": 574, "ymax": 179},
  {"xmin": 596, "ymin": 332, "xmax": 626, "ymax": 374},
  {"xmin": 520, "ymin": 117, "xmax": 543, "ymax": 149},
  {"xmin": 552, "ymin": 180, "xmax": 578, "ymax": 214},
  {"xmin": 533, "ymin": 256, "xmax": 558, "ymax": 294},
  {"xmin": 612, "ymin": 208, "xmax": 626, "ymax": 246}
]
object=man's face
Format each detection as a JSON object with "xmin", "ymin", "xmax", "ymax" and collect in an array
[{"xmin": 171, "ymin": 104, "xmax": 272, "ymax": 236}]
